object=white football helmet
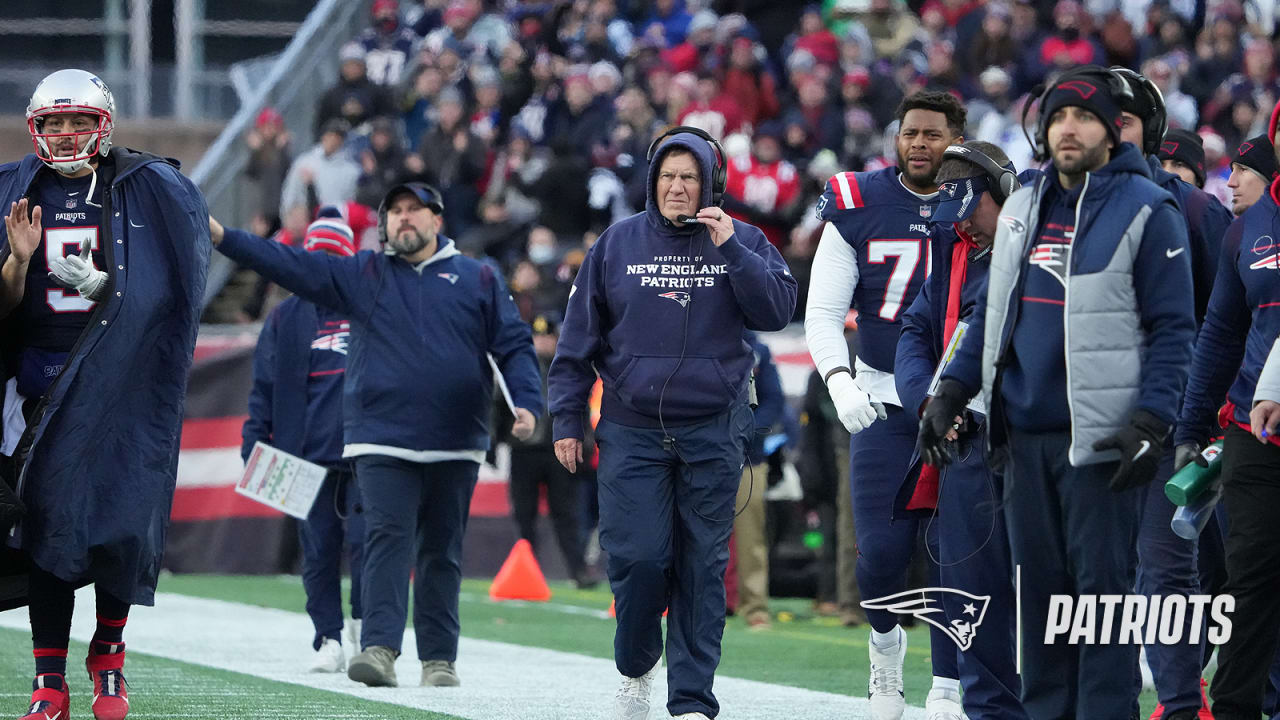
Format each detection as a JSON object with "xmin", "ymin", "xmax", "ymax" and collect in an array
[{"xmin": 26, "ymin": 69, "xmax": 115, "ymax": 175}]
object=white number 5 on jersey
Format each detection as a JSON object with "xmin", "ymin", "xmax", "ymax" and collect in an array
[{"xmin": 45, "ymin": 226, "xmax": 100, "ymax": 313}]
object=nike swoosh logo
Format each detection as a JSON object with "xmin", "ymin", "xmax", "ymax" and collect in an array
[
  {"xmin": 67, "ymin": 192, "xmax": 80, "ymax": 196},
  {"xmin": 1166, "ymin": 247, "xmax": 1185, "ymax": 258},
  {"xmin": 129, "ymin": 220, "xmax": 144, "ymax": 228},
  {"xmin": 1133, "ymin": 439, "xmax": 1151, "ymax": 460}
]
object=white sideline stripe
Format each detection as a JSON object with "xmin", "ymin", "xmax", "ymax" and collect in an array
[{"xmin": 0, "ymin": 589, "xmax": 927, "ymax": 719}]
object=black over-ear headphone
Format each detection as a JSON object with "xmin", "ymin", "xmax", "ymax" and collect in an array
[
  {"xmin": 942, "ymin": 144, "xmax": 1021, "ymax": 205},
  {"xmin": 1108, "ymin": 65, "xmax": 1168, "ymax": 156},
  {"xmin": 646, "ymin": 125, "xmax": 728, "ymax": 207},
  {"xmin": 1023, "ymin": 65, "xmax": 1135, "ymax": 161}
]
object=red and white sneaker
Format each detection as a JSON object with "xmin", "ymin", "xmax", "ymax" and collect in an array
[
  {"xmin": 86, "ymin": 644, "xmax": 128, "ymax": 720},
  {"xmin": 19, "ymin": 674, "xmax": 69, "ymax": 720}
]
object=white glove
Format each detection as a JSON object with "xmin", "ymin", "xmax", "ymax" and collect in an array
[
  {"xmin": 827, "ymin": 371, "xmax": 886, "ymax": 435},
  {"xmin": 48, "ymin": 238, "xmax": 107, "ymax": 301}
]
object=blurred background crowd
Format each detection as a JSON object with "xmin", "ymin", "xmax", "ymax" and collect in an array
[{"xmin": 230, "ymin": 0, "xmax": 1280, "ymax": 331}]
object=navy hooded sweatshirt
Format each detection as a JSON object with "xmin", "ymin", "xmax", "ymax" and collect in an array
[{"xmin": 548, "ymin": 132, "xmax": 797, "ymax": 441}]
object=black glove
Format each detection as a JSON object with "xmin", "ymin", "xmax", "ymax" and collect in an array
[
  {"xmin": 0, "ymin": 478, "xmax": 24, "ymax": 534},
  {"xmin": 1173, "ymin": 442, "xmax": 1209, "ymax": 473},
  {"xmin": 918, "ymin": 379, "xmax": 972, "ymax": 467},
  {"xmin": 1092, "ymin": 409, "xmax": 1170, "ymax": 492}
]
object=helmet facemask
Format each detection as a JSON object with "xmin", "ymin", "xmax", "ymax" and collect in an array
[{"xmin": 28, "ymin": 108, "xmax": 111, "ymax": 175}]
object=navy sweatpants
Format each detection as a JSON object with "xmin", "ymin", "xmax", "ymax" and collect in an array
[
  {"xmin": 936, "ymin": 438, "xmax": 1027, "ymax": 719},
  {"xmin": 851, "ymin": 404, "xmax": 957, "ymax": 680},
  {"xmin": 596, "ymin": 403, "xmax": 752, "ymax": 719},
  {"xmin": 1134, "ymin": 452, "xmax": 1205, "ymax": 717},
  {"xmin": 354, "ymin": 456, "xmax": 478, "ymax": 661},
  {"xmin": 1006, "ymin": 431, "xmax": 1141, "ymax": 720},
  {"xmin": 300, "ymin": 467, "xmax": 365, "ymax": 650}
]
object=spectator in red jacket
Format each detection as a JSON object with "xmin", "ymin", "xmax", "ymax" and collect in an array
[
  {"xmin": 1036, "ymin": 0, "xmax": 1105, "ymax": 77},
  {"xmin": 677, "ymin": 70, "xmax": 746, "ymax": 138},
  {"xmin": 662, "ymin": 9, "xmax": 717, "ymax": 74},
  {"xmin": 722, "ymin": 36, "xmax": 780, "ymax": 127},
  {"xmin": 724, "ymin": 121, "xmax": 801, "ymax": 249},
  {"xmin": 788, "ymin": 5, "xmax": 839, "ymax": 67}
]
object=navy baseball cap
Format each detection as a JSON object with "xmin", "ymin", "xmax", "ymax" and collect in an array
[
  {"xmin": 933, "ymin": 175, "xmax": 991, "ymax": 224},
  {"xmin": 382, "ymin": 182, "xmax": 444, "ymax": 214}
]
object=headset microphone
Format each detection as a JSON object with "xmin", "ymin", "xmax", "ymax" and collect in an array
[{"xmin": 676, "ymin": 214, "xmax": 698, "ymax": 224}]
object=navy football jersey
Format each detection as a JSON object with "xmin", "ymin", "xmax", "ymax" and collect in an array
[
  {"xmin": 17, "ymin": 170, "xmax": 107, "ymax": 352},
  {"xmin": 818, "ymin": 167, "xmax": 936, "ymax": 372}
]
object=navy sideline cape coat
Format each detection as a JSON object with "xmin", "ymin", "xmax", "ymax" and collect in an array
[{"xmin": 0, "ymin": 149, "xmax": 210, "ymax": 608}]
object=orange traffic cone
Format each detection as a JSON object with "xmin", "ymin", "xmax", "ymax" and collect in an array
[{"xmin": 490, "ymin": 539, "xmax": 552, "ymax": 601}]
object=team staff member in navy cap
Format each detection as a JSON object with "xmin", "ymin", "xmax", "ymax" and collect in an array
[
  {"xmin": 894, "ymin": 141, "xmax": 1030, "ymax": 720},
  {"xmin": 920, "ymin": 66, "xmax": 1195, "ymax": 718},
  {"xmin": 208, "ymin": 182, "xmax": 542, "ymax": 690},
  {"xmin": 241, "ymin": 208, "xmax": 366, "ymax": 674},
  {"xmin": 548, "ymin": 127, "xmax": 795, "ymax": 720}
]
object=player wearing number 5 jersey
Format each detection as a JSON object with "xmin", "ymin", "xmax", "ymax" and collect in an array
[
  {"xmin": 803, "ymin": 91, "xmax": 967, "ymax": 720},
  {"xmin": 0, "ymin": 69, "xmax": 211, "ymax": 720}
]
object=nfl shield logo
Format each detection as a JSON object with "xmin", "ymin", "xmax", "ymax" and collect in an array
[
  {"xmin": 65, "ymin": 198, "xmax": 77, "ymax": 208},
  {"xmin": 919, "ymin": 205, "xmax": 932, "ymax": 218}
]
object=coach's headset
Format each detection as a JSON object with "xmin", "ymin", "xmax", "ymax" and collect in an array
[
  {"xmin": 377, "ymin": 182, "xmax": 445, "ymax": 251},
  {"xmin": 1022, "ymin": 65, "xmax": 1136, "ymax": 162},
  {"xmin": 940, "ymin": 144, "xmax": 1020, "ymax": 263},
  {"xmin": 942, "ymin": 144, "xmax": 1020, "ymax": 206},
  {"xmin": 1108, "ymin": 65, "xmax": 1169, "ymax": 156},
  {"xmin": 646, "ymin": 125, "xmax": 728, "ymax": 209}
]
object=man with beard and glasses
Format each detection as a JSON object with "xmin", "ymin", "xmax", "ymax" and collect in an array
[
  {"xmin": 919, "ymin": 66, "xmax": 1196, "ymax": 718},
  {"xmin": 804, "ymin": 90, "xmax": 966, "ymax": 720},
  {"xmin": 208, "ymin": 182, "xmax": 543, "ymax": 690}
]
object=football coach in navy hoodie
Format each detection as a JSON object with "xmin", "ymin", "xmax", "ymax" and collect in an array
[
  {"xmin": 209, "ymin": 182, "xmax": 542, "ymax": 689},
  {"xmin": 548, "ymin": 127, "xmax": 795, "ymax": 720}
]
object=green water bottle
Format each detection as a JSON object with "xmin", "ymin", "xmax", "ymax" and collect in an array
[{"xmin": 1164, "ymin": 439, "xmax": 1224, "ymax": 506}]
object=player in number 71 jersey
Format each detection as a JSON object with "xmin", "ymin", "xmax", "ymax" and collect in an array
[{"xmin": 802, "ymin": 91, "xmax": 968, "ymax": 720}]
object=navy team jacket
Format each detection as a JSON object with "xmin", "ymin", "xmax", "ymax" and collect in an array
[{"xmin": 218, "ymin": 229, "xmax": 543, "ymax": 454}]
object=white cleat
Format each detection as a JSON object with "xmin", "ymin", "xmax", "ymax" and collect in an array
[
  {"xmin": 924, "ymin": 687, "xmax": 966, "ymax": 720},
  {"xmin": 868, "ymin": 627, "xmax": 907, "ymax": 720},
  {"xmin": 308, "ymin": 637, "xmax": 345, "ymax": 673},
  {"xmin": 345, "ymin": 619, "xmax": 362, "ymax": 653},
  {"xmin": 672, "ymin": 714, "xmax": 711, "ymax": 719},
  {"xmin": 613, "ymin": 658, "xmax": 661, "ymax": 720}
]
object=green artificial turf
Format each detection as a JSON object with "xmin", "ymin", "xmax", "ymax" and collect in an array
[
  {"xmin": 156, "ymin": 573, "xmax": 1165, "ymax": 713},
  {"xmin": 0, "ymin": 627, "xmax": 458, "ymax": 720}
]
